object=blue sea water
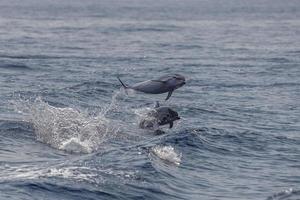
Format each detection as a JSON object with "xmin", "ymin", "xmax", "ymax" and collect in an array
[{"xmin": 0, "ymin": 0, "xmax": 300, "ymax": 199}]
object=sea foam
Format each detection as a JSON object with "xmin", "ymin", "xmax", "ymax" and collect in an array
[
  {"xmin": 151, "ymin": 145, "xmax": 182, "ymax": 166},
  {"xmin": 12, "ymin": 96, "xmax": 118, "ymax": 153}
]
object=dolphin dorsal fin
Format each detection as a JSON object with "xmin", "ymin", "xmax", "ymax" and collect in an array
[{"xmin": 154, "ymin": 101, "xmax": 160, "ymax": 108}]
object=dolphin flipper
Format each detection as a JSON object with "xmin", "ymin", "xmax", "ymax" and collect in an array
[
  {"xmin": 165, "ymin": 90, "xmax": 173, "ymax": 101},
  {"xmin": 169, "ymin": 121, "xmax": 173, "ymax": 128},
  {"xmin": 154, "ymin": 101, "xmax": 160, "ymax": 108}
]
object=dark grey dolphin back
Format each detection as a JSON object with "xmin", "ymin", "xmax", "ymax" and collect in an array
[{"xmin": 155, "ymin": 107, "xmax": 180, "ymax": 127}]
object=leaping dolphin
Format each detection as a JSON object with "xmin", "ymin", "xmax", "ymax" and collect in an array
[{"xmin": 117, "ymin": 74, "xmax": 186, "ymax": 100}]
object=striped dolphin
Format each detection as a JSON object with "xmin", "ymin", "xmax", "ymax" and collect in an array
[{"xmin": 117, "ymin": 74, "xmax": 185, "ymax": 100}]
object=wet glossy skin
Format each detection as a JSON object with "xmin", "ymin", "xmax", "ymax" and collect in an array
[
  {"xmin": 139, "ymin": 107, "xmax": 181, "ymax": 129},
  {"xmin": 130, "ymin": 74, "xmax": 186, "ymax": 94}
]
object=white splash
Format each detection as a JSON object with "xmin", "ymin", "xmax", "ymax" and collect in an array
[
  {"xmin": 60, "ymin": 138, "xmax": 93, "ymax": 154},
  {"xmin": 45, "ymin": 166, "xmax": 101, "ymax": 184},
  {"xmin": 151, "ymin": 145, "xmax": 182, "ymax": 166},
  {"xmin": 0, "ymin": 164, "xmax": 101, "ymax": 185},
  {"xmin": 0, "ymin": 164, "xmax": 43, "ymax": 181},
  {"xmin": 134, "ymin": 107, "xmax": 160, "ymax": 130},
  {"xmin": 12, "ymin": 97, "xmax": 118, "ymax": 153},
  {"xmin": 0, "ymin": 163, "xmax": 137, "ymax": 184}
]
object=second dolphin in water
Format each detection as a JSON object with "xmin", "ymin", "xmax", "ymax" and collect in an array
[
  {"xmin": 117, "ymin": 74, "xmax": 185, "ymax": 100},
  {"xmin": 139, "ymin": 102, "xmax": 180, "ymax": 130}
]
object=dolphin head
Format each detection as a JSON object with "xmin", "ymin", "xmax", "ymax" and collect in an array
[
  {"xmin": 156, "ymin": 107, "xmax": 180, "ymax": 127},
  {"xmin": 167, "ymin": 74, "xmax": 186, "ymax": 90}
]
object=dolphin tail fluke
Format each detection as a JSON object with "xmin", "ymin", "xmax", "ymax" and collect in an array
[
  {"xmin": 117, "ymin": 77, "xmax": 129, "ymax": 94},
  {"xmin": 165, "ymin": 90, "xmax": 173, "ymax": 101},
  {"xmin": 117, "ymin": 77, "xmax": 128, "ymax": 89},
  {"xmin": 169, "ymin": 121, "xmax": 173, "ymax": 128}
]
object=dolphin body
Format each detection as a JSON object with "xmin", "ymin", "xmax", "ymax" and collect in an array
[
  {"xmin": 117, "ymin": 74, "xmax": 185, "ymax": 100},
  {"xmin": 139, "ymin": 102, "xmax": 180, "ymax": 130}
]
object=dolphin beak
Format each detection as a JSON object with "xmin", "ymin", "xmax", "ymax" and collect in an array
[{"xmin": 175, "ymin": 116, "xmax": 180, "ymax": 120}]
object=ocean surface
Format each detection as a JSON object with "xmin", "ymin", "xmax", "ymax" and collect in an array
[{"xmin": 0, "ymin": 0, "xmax": 300, "ymax": 199}]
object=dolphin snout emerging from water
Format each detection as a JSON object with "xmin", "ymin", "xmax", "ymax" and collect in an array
[{"xmin": 117, "ymin": 74, "xmax": 185, "ymax": 100}]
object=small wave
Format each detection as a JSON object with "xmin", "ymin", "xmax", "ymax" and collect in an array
[
  {"xmin": 0, "ymin": 163, "xmax": 136, "ymax": 186},
  {"xmin": 45, "ymin": 166, "xmax": 100, "ymax": 184},
  {"xmin": 265, "ymin": 57, "xmax": 290, "ymax": 63},
  {"xmin": 0, "ymin": 119, "xmax": 32, "ymax": 132},
  {"xmin": 0, "ymin": 165, "xmax": 42, "ymax": 181},
  {"xmin": 0, "ymin": 63, "xmax": 31, "ymax": 70},
  {"xmin": 0, "ymin": 54, "xmax": 92, "ymax": 60},
  {"xmin": 0, "ymin": 54, "xmax": 59, "ymax": 60},
  {"xmin": 266, "ymin": 188, "xmax": 300, "ymax": 200},
  {"xmin": 150, "ymin": 145, "xmax": 182, "ymax": 166},
  {"xmin": 109, "ymin": 25, "xmax": 178, "ymax": 33},
  {"xmin": 286, "ymin": 50, "xmax": 300, "ymax": 54},
  {"xmin": 174, "ymin": 44, "xmax": 203, "ymax": 50},
  {"xmin": 209, "ymin": 82, "xmax": 300, "ymax": 89},
  {"xmin": 67, "ymin": 81, "xmax": 113, "ymax": 90},
  {"xmin": 66, "ymin": 81, "xmax": 112, "ymax": 97}
]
